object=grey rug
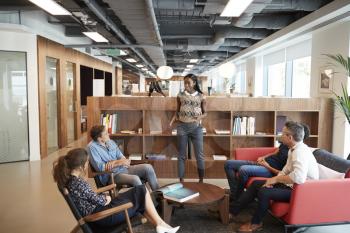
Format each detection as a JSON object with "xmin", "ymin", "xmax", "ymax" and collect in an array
[{"xmin": 134, "ymin": 204, "xmax": 284, "ymax": 233}]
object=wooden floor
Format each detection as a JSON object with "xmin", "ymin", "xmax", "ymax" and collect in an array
[{"xmin": 0, "ymin": 135, "xmax": 228, "ymax": 233}]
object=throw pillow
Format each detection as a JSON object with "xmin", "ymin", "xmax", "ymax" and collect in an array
[{"xmin": 318, "ymin": 164, "xmax": 345, "ymax": 179}]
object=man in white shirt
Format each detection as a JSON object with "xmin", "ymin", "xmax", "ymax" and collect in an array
[{"xmin": 230, "ymin": 121, "xmax": 319, "ymax": 232}]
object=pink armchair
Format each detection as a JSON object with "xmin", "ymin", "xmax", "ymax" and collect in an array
[{"xmin": 234, "ymin": 147, "xmax": 350, "ymax": 232}]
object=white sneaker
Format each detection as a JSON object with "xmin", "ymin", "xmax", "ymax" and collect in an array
[{"xmin": 156, "ymin": 225, "xmax": 180, "ymax": 233}]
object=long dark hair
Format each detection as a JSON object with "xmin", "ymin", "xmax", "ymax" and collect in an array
[
  {"xmin": 184, "ymin": 73, "xmax": 203, "ymax": 94},
  {"xmin": 52, "ymin": 148, "xmax": 88, "ymax": 188}
]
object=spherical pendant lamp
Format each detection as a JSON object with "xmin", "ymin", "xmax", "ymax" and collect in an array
[{"xmin": 156, "ymin": 66, "xmax": 174, "ymax": 79}]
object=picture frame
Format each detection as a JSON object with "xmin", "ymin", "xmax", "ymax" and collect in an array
[{"xmin": 319, "ymin": 68, "xmax": 333, "ymax": 93}]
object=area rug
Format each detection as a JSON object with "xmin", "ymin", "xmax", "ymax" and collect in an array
[{"xmin": 134, "ymin": 204, "xmax": 284, "ymax": 233}]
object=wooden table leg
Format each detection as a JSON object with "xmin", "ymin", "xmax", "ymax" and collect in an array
[
  {"xmin": 161, "ymin": 199, "xmax": 172, "ymax": 224},
  {"xmin": 218, "ymin": 194, "xmax": 229, "ymax": 225}
]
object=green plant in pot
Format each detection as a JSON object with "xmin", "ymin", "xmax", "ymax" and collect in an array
[{"xmin": 324, "ymin": 54, "xmax": 350, "ymax": 159}]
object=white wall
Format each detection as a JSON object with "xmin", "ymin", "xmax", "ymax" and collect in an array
[
  {"xmin": 311, "ymin": 20, "xmax": 350, "ymax": 157},
  {"xmin": 0, "ymin": 25, "xmax": 40, "ymax": 161}
]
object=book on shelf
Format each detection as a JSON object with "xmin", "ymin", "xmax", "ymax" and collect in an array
[
  {"xmin": 120, "ymin": 130, "xmax": 136, "ymax": 134},
  {"xmin": 232, "ymin": 116, "xmax": 255, "ymax": 135},
  {"xmin": 202, "ymin": 127, "xmax": 207, "ymax": 134},
  {"xmin": 150, "ymin": 130, "xmax": 163, "ymax": 135},
  {"xmin": 213, "ymin": 155, "xmax": 227, "ymax": 160},
  {"xmin": 157, "ymin": 183, "xmax": 199, "ymax": 203},
  {"xmin": 145, "ymin": 153, "xmax": 167, "ymax": 160},
  {"xmin": 100, "ymin": 113, "xmax": 119, "ymax": 134},
  {"xmin": 171, "ymin": 129, "xmax": 177, "ymax": 135},
  {"xmin": 276, "ymin": 115, "xmax": 287, "ymax": 135},
  {"xmin": 129, "ymin": 153, "xmax": 142, "ymax": 160},
  {"xmin": 214, "ymin": 129, "xmax": 230, "ymax": 135}
]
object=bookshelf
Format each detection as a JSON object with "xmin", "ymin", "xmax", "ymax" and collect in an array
[{"xmin": 87, "ymin": 96, "xmax": 333, "ymax": 178}]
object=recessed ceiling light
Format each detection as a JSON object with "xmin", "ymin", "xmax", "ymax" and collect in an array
[
  {"xmin": 83, "ymin": 32, "xmax": 108, "ymax": 43},
  {"xmin": 220, "ymin": 0, "xmax": 253, "ymax": 17},
  {"xmin": 189, "ymin": 59, "xmax": 198, "ymax": 63},
  {"xmin": 126, "ymin": 58, "xmax": 137, "ymax": 63},
  {"xmin": 184, "ymin": 68, "xmax": 190, "ymax": 71},
  {"xmin": 141, "ymin": 68, "xmax": 148, "ymax": 71},
  {"xmin": 120, "ymin": 50, "xmax": 127, "ymax": 56},
  {"xmin": 136, "ymin": 64, "xmax": 144, "ymax": 68},
  {"xmin": 186, "ymin": 64, "xmax": 194, "ymax": 68},
  {"xmin": 29, "ymin": 0, "xmax": 71, "ymax": 15}
]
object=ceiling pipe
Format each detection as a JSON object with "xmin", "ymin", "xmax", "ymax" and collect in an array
[
  {"xmin": 231, "ymin": 0, "xmax": 273, "ymax": 27},
  {"xmin": 65, "ymin": 44, "xmax": 160, "ymax": 48},
  {"xmin": 265, "ymin": 0, "xmax": 331, "ymax": 11},
  {"xmin": 145, "ymin": 0, "xmax": 164, "ymax": 50},
  {"xmin": 81, "ymin": 0, "xmax": 156, "ymax": 72},
  {"xmin": 238, "ymin": 14, "xmax": 295, "ymax": 29},
  {"xmin": 152, "ymin": 0, "xmax": 196, "ymax": 10}
]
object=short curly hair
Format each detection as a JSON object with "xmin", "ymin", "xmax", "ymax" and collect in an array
[{"xmin": 90, "ymin": 125, "xmax": 106, "ymax": 141}]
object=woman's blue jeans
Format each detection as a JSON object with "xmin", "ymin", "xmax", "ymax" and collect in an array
[{"xmin": 177, "ymin": 122, "xmax": 205, "ymax": 179}]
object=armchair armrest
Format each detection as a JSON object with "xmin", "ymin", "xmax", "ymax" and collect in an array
[
  {"xmin": 96, "ymin": 184, "xmax": 117, "ymax": 194},
  {"xmin": 285, "ymin": 179, "xmax": 350, "ymax": 225},
  {"xmin": 84, "ymin": 202, "xmax": 133, "ymax": 222},
  {"xmin": 234, "ymin": 147, "xmax": 276, "ymax": 161}
]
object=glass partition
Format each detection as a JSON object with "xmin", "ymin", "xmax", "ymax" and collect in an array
[
  {"xmin": 0, "ymin": 51, "xmax": 28, "ymax": 163},
  {"xmin": 66, "ymin": 62, "xmax": 76, "ymax": 144},
  {"xmin": 46, "ymin": 57, "xmax": 59, "ymax": 154}
]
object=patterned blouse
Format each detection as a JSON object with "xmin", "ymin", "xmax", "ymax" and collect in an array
[
  {"xmin": 66, "ymin": 176, "xmax": 107, "ymax": 216},
  {"xmin": 177, "ymin": 91, "xmax": 205, "ymax": 123}
]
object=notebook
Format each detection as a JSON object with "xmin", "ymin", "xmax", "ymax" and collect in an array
[{"xmin": 157, "ymin": 183, "xmax": 199, "ymax": 203}]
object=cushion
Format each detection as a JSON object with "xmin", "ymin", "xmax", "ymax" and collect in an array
[{"xmin": 318, "ymin": 163, "xmax": 345, "ymax": 179}]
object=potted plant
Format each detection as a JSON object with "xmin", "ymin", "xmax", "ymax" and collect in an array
[{"xmin": 325, "ymin": 54, "xmax": 350, "ymax": 159}]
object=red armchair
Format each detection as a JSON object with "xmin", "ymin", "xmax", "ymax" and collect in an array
[{"xmin": 234, "ymin": 147, "xmax": 350, "ymax": 232}]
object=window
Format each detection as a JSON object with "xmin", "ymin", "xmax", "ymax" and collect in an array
[
  {"xmin": 260, "ymin": 40, "xmax": 311, "ymax": 97},
  {"xmin": 267, "ymin": 62, "xmax": 286, "ymax": 96},
  {"xmin": 234, "ymin": 63, "xmax": 246, "ymax": 93},
  {"xmin": 291, "ymin": 56, "xmax": 311, "ymax": 97}
]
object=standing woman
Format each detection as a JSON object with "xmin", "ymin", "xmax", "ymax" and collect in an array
[
  {"xmin": 172, "ymin": 73, "xmax": 207, "ymax": 183},
  {"xmin": 53, "ymin": 148, "xmax": 179, "ymax": 233}
]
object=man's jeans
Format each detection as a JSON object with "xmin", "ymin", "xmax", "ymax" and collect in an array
[
  {"xmin": 177, "ymin": 122, "xmax": 205, "ymax": 179},
  {"xmin": 230, "ymin": 180, "xmax": 292, "ymax": 225},
  {"xmin": 114, "ymin": 164, "xmax": 159, "ymax": 190},
  {"xmin": 224, "ymin": 160, "xmax": 273, "ymax": 200}
]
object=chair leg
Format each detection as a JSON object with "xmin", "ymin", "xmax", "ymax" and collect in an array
[
  {"xmin": 124, "ymin": 209, "xmax": 133, "ymax": 233},
  {"xmin": 70, "ymin": 224, "xmax": 80, "ymax": 233}
]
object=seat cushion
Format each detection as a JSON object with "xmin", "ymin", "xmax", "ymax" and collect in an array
[{"xmin": 270, "ymin": 202, "xmax": 290, "ymax": 218}]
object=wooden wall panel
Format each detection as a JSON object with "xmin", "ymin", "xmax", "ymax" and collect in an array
[{"xmin": 37, "ymin": 36, "xmax": 112, "ymax": 159}]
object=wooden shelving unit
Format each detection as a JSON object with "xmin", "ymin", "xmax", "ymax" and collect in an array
[{"xmin": 87, "ymin": 96, "xmax": 333, "ymax": 178}]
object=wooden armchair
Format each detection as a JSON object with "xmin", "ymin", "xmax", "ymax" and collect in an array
[
  {"xmin": 88, "ymin": 161, "xmax": 150, "ymax": 195},
  {"xmin": 58, "ymin": 184, "xmax": 147, "ymax": 233},
  {"xmin": 88, "ymin": 162, "xmax": 117, "ymax": 197}
]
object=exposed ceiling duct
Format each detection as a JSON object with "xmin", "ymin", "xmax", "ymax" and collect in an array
[
  {"xmin": 81, "ymin": 0, "xmax": 158, "ymax": 72},
  {"xmin": 102, "ymin": 0, "xmax": 166, "ymax": 68},
  {"xmin": 6, "ymin": 0, "xmax": 335, "ymax": 75}
]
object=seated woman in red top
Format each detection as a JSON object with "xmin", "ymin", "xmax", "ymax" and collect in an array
[{"xmin": 53, "ymin": 148, "xmax": 179, "ymax": 233}]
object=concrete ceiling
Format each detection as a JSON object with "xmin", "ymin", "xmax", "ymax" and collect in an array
[{"xmin": 0, "ymin": 0, "xmax": 335, "ymax": 75}]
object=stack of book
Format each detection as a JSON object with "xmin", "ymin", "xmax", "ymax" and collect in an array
[
  {"xmin": 232, "ymin": 116, "xmax": 255, "ymax": 135},
  {"xmin": 214, "ymin": 129, "xmax": 230, "ymax": 135},
  {"xmin": 100, "ymin": 113, "xmax": 119, "ymax": 134},
  {"xmin": 145, "ymin": 153, "xmax": 167, "ymax": 160},
  {"xmin": 129, "ymin": 153, "xmax": 142, "ymax": 160},
  {"xmin": 212, "ymin": 155, "xmax": 227, "ymax": 160}
]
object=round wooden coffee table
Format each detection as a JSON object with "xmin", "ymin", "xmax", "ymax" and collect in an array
[{"xmin": 161, "ymin": 182, "xmax": 229, "ymax": 224}]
